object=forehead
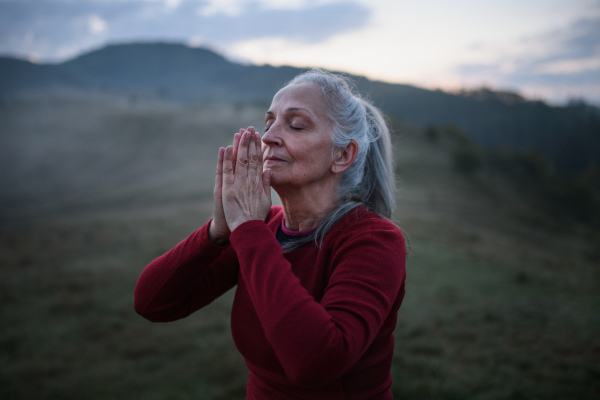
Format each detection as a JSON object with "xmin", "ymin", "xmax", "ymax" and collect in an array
[{"xmin": 269, "ymin": 81, "xmax": 329, "ymax": 118}]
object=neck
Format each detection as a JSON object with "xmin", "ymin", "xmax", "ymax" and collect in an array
[{"xmin": 275, "ymin": 181, "xmax": 340, "ymax": 232}]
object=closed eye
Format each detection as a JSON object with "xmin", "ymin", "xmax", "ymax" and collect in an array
[{"xmin": 264, "ymin": 120, "xmax": 273, "ymax": 132}]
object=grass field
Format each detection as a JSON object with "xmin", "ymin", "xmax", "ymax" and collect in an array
[{"xmin": 1, "ymin": 94, "xmax": 599, "ymax": 399}]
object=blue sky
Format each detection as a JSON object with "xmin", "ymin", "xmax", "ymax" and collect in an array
[{"xmin": 1, "ymin": 0, "xmax": 599, "ymax": 104}]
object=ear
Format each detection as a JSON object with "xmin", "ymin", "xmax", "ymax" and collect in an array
[{"xmin": 331, "ymin": 140, "xmax": 358, "ymax": 174}]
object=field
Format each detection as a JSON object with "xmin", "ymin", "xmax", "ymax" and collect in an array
[{"xmin": 1, "ymin": 94, "xmax": 599, "ymax": 399}]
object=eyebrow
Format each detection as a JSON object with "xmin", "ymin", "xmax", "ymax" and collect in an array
[{"xmin": 265, "ymin": 107, "xmax": 315, "ymax": 119}]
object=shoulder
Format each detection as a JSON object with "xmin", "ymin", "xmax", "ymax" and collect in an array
[
  {"xmin": 334, "ymin": 206, "xmax": 402, "ymax": 236},
  {"xmin": 326, "ymin": 206, "xmax": 405, "ymax": 252},
  {"xmin": 324, "ymin": 206, "xmax": 406, "ymax": 283}
]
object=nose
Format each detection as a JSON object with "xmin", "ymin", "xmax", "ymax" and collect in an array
[{"xmin": 261, "ymin": 122, "xmax": 282, "ymax": 147}]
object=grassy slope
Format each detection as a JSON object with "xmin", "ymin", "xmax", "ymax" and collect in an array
[
  {"xmin": 0, "ymin": 95, "xmax": 598, "ymax": 399},
  {"xmin": 391, "ymin": 130, "xmax": 600, "ymax": 399}
]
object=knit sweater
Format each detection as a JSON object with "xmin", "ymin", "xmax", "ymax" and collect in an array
[{"xmin": 134, "ymin": 205, "xmax": 406, "ymax": 399}]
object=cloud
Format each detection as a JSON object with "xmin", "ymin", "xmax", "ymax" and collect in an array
[
  {"xmin": 88, "ymin": 15, "xmax": 108, "ymax": 34},
  {"xmin": 456, "ymin": 15, "xmax": 600, "ymax": 104},
  {"xmin": 0, "ymin": 0, "xmax": 371, "ymax": 62}
]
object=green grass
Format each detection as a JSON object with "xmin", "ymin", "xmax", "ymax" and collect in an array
[
  {"xmin": 391, "ymin": 240, "xmax": 599, "ymax": 400},
  {"xmin": 0, "ymin": 216, "xmax": 248, "ymax": 400},
  {"xmin": 1, "ymin": 95, "xmax": 599, "ymax": 399}
]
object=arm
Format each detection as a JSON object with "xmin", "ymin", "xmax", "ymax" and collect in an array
[
  {"xmin": 230, "ymin": 218, "xmax": 406, "ymax": 386},
  {"xmin": 135, "ymin": 128, "xmax": 250, "ymax": 321},
  {"xmin": 134, "ymin": 221, "xmax": 239, "ymax": 322}
]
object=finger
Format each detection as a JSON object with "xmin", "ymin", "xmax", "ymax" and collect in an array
[
  {"xmin": 248, "ymin": 132, "xmax": 261, "ymax": 177},
  {"xmin": 231, "ymin": 131, "xmax": 242, "ymax": 173},
  {"xmin": 214, "ymin": 147, "xmax": 225, "ymax": 198},
  {"xmin": 236, "ymin": 131, "xmax": 250, "ymax": 177},
  {"xmin": 254, "ymin": 131, "xmax": 261, "ymax": 153},
  {"xmin": 223, "ymin": 146, "xmax": 235, "ymax": 185}
]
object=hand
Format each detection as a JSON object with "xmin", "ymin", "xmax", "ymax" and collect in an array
[
  {"xmin": 209, "ymin": 129, "xmax": 243, "ymax": 245},
  {"xmin": 221, "ymin": 127, "xmax": 272, "ymax": 232}
]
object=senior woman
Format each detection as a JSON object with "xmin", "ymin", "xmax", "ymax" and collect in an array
[{"xmin": 134, "ymin": 69, "xmax": 406, "ymax": 399}]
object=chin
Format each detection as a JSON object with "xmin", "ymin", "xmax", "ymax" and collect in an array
[
  {"xmin": 267, "ymin": 173, "xmax": 290, "ymax": 190},
  {"xmin": 268, "ymin": 174, "xmax": 283, "ymax": 187}
]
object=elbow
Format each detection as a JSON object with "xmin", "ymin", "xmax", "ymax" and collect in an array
[
  {"xmin": 134, "ymin": 300, "xmax": 166, "ymax": 323},
  {"xmin": 134, "ymin": 288, "xmax": 188, "ymax": 323},
  {"xmin": 134, "ymin": 272, "xmax": 155, "ymax": 321},
  {"xmin": 134, "ymin": 299, "xmax": 143, "ymax": 317},
  {"xmin": 133, "ymin": 281, "xmax": 149, "ymax": 318},
  {"xmin": 133, "ymin": 286, "xmax": 160, "ymax": 322},
  {"xmin": 133, "ymin": 295, "xmax": 154, "ymax": 321}
]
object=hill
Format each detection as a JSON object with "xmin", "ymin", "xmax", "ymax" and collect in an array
[
  {"xmin": 59, "ymin": 42, "xmax": 298, "ymax": 101},
  {"xmin": 1, "ymin": 42, "xmax": 599, "ymax": 173},
  {"xmin": 0, "ymin": 94, "xmax": 598, "ymax": 400},
  {"xmin": 0, "ymin": 56, "xmax": 86, "ymax": 92}
]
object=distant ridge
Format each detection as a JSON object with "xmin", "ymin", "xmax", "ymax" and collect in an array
[
  {"xmin": 1, "ymin": 42, "xmax": 599, "ymax": 172},
  {"xmin": 0, "ymin": 42, "xmax": 301, "ymax": 101},
  {"xmin": 0, "ymin": 56, "xmax": 86, "ymax": 93},
  {"xmin": 59, "ymin": 42, "xmax": 289, "ymax": 101}
]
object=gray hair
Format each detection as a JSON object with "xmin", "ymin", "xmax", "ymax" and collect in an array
[{"xmin": 279, "ymin": 69, "xmax": 396, "ymax": 251}]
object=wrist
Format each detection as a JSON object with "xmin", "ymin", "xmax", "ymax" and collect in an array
[
  {"xmin": 208, "ymin": 220, "xmax": 230, "ymax": 246},
  {"xmin": 228, "ymin": 216, "xmax": 255, "ymax": 233}
]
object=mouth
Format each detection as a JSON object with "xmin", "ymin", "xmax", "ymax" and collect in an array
[{"xmin": 264, "ymin": 156, "xmax": 286, "ymax": 163}]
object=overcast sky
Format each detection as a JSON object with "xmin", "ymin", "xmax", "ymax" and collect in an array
[{"xmin": 1, "ymin": 0, "xmax": 599, "ymax": 104}]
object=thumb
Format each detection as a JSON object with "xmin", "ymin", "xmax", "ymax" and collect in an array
[{"xmin": 222, "ymin": 146, "xmax": 235, "ymax": 185}]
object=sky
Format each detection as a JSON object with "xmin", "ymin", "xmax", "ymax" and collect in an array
[{"xmin": 1, "ymin": 0, "xmax": 599, "ymax": 105}]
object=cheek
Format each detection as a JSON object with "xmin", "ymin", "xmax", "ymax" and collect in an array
[{"xmin": 300, "ymin": 147, "xmax": 333, "ymax": 172}]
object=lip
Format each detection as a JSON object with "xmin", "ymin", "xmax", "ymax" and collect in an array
[{"xmin": 264, "ymin": 156, "xmax": 287, "ymax": 163}]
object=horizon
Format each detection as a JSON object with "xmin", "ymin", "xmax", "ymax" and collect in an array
[
  {"xmin": 1, "ymin": 0, "xmax": 599, "ymax": 105},
  {"xmin": 3, "ymin": 39, "xmax": 598, "ymax": 109}
]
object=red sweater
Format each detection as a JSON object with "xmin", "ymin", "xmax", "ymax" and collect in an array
[{"xmin": 135, "ymin": 206, "xmax": 406, "ymax": 399}]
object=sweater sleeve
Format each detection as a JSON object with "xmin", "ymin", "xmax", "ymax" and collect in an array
[
  {"xmin": 229, "ymin": 218, "xmax": 406, "ymax": 387},
  {"xmin": 134, "ymin": 220, "xmax": 239, "ymax": 322}
]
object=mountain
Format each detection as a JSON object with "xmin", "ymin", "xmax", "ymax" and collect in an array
[
  {"xmin": 1, "ymin": 42, "xmax": 599, "ymax": 172},
  {"xmin": 0, "ymin": 42, "xmax": 300, "ymax": 101},
  {"xmin": 359, "ymin": 81, "xmax": 600, "ymax": 172},
  {"xmin": 0, "ymin": 56, "xmax": 87, "ymax": 93},
  {"xmin": 59, "ymin": 42, "xmax": 298, "ymax": 101}
]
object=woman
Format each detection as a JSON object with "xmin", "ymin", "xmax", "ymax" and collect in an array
[{"xmin": 134, "ymin": 69, "xmax": 406, "ymax": 399}]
